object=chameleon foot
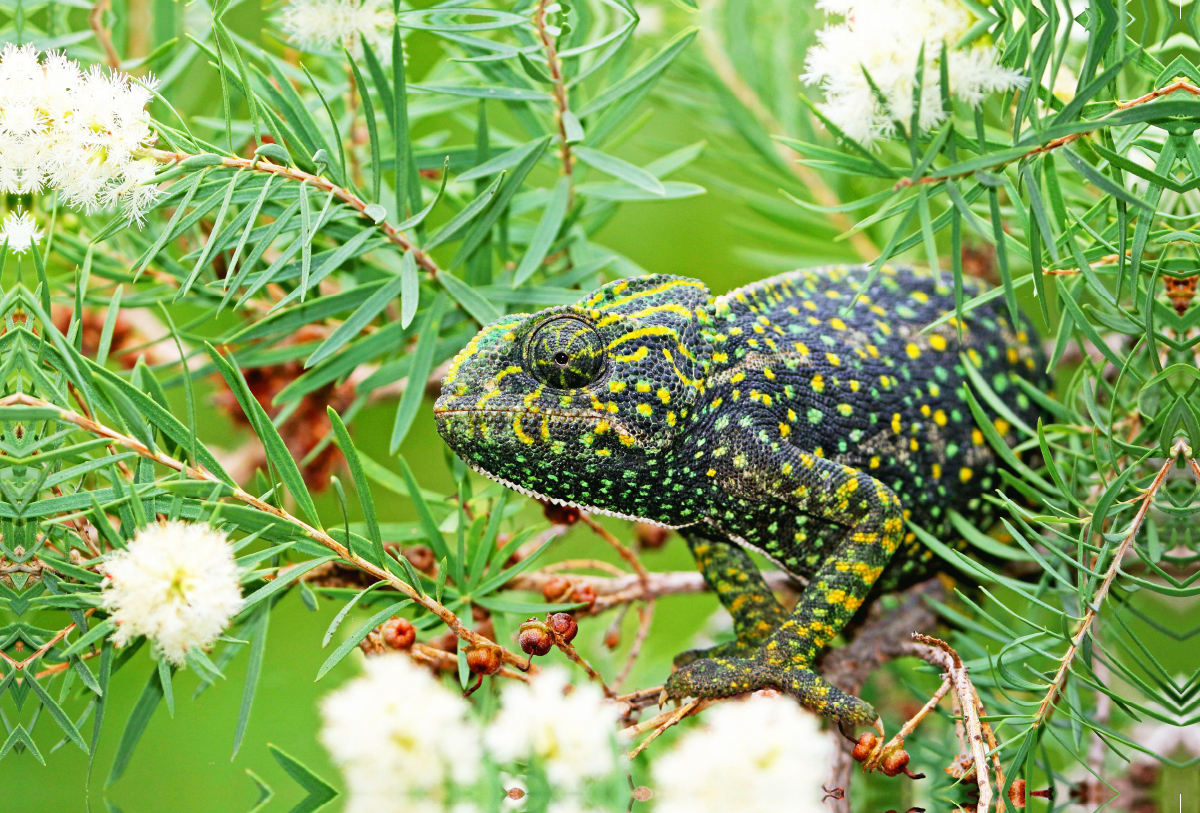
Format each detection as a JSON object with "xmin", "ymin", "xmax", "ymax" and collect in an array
[{"xmin": 664, "ymin": 654, "xmax": 878, "ymax": 725}]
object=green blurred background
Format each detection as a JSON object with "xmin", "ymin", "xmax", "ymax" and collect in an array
[{"xmin": 3, "ymin": 0, "xmax": 1195, "ymax": 810}]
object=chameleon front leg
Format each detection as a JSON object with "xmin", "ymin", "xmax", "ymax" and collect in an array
[
  {"xmin": 673, "ymin": 534, "xmax": 788, "ymax": 667},
  {"xmin": 664, "ymin": 443, "xmax": 904, "ymax": 725}
]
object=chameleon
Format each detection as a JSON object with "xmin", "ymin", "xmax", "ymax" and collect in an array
[{"xmin": 434, "ymin": 264, "xmax": 1049, "ymax": 724}]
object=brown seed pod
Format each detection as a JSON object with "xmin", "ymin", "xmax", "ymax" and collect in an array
[
  {"xmin": 380, "ymin": 617, "xmax": 416, "ymax": 650},
  {"xmin": 635, "ymin": 522, "xmax": 670, "ymax": 549},
  {"xmin": 547, "ymin": 612, "xmax": 579, "ymax": 643},
  {"xmin": 542, "ymin": 576, "xmax": 571, "ymax": 602},
  {"xmin": 542, "ymin": 501, "xmax": 581, "ymax": 525},
  {"xmin": 604, "ymin": 626, "xmax": 622, "ymax": 650},
  {"xmin": 880, "ymin": 749, "xmax": 910, "ymax": 777},
  {"xmin": 505, "ymin": 788, "xmax": 525, "ymax": 801},
  {"xmin": 518, "ymin": 619, "xmax": 554, "ymax": 657},
  {"xmin": 403, "ymin": 545, "xmax": 436, "ymax": 574},
  {"xmin": 851, "ymin": 732, "xmax": 878, "ymax": 763},
  {"xmin": 465, "ymin": 645, "xmax": 502, "ymax": 676},
  {"xmin": 571, "ymin": 583, "xmax": 597, "ymax": 611}
]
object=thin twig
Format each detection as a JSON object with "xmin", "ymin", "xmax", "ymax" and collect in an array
[
  {"xmin": 6, "ymin": 392, "xmax": 529, "ymax": 671},
  {"xmin": 89, "ymin": 0, "xmax": 122, "ymax": 69},
  {"xmin": 1033, "ymin": 446, "xmax": 1181, "ymax": 728},
  {"xmin": 534, "ymin": 0, "xmax": 575, "ymax": 206},
  {"xmin": 147, "ymin": 149, "xmax": 445, "ymax": 279},
  {"xmin": 698, "ymin": 0, "xmax": 877, "ymax": 261}
]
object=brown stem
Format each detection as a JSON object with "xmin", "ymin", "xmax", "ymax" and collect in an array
[
  {"xmin": 1033, "ymin": 446, "xmax": 1182, "ymax": 728},
  {"xmin": 6, "ymin": 392, "xmax": 529, "ymax": 672},
  {"xmin": 147, "ymin": 150, "xmax": 445, "ymax": 280},
  {"xmin": 698, "ymin": 0, "xmax": 877, "ymax": 262},
  {"xmin": 534, "ymin": 0, "xmax": 574, "ymax": 206},
  {"xmin": 89, "ymin": 0, "xmax": 122, "ymax": 69}
]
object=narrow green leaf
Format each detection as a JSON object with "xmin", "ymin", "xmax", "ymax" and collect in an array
[{"xmin": 390, "ymin": 294, "xmax": 449, "ymax": 451}]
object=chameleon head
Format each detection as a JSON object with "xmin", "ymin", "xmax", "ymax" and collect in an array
[{"xmin": 434, "ymin": 275, "xmax": 712, "ymax": 519}]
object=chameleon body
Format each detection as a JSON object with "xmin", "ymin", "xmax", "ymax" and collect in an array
[{"xmin": 435, "ymin": 265, "xmax": 1049, "ymax": 723}]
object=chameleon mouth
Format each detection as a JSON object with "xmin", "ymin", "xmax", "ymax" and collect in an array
[{"xmin": 462, "ymin": 461, "xmax": 688, "ymax": 530}]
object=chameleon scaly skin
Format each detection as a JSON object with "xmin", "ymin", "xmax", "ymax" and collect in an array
[{"xmin": 434, "ymin": 265, "xmax": 1049, "ymax": 723}]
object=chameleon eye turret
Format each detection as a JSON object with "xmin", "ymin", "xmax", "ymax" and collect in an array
[
  {"xmin": 524, "ymin": 316, "xmax": 606, "ymax": 389},
  {"xmin": 436, "ymin": 264, "xmax": 1050, "ymax": 725}
]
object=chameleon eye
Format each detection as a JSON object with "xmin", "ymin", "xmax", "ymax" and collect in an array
[{"xmin": 526, "ymin": 316, "xmax": 605, "ymax": 389}]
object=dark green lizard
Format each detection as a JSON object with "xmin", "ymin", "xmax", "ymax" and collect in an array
[{"xmin": 434, "ymin": 264, "xmax": 1049, "ymax": 724}]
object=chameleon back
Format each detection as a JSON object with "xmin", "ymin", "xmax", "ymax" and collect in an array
[{"xmin": 686, "ymin": 264, "xmax": 1050, "ymax": 582}]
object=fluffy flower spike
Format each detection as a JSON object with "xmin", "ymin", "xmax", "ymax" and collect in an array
[
  {"xmin": 321, "ymin": 655, "xmax": 481, "ymax": 813},
  {"xmin": 0, "ymin": 43, "xmax": 161, "ymax": 220},
  {"xmin": 485, "ymin": 667, "xmax": 620, "ymax": 790},
  {"xmin": 279, "ymin": 0, "xmax": 397, "ymax": 60},
  {"xmin": 100, "ymin": 520, "xmax": 244, "ymax": 666},
  {"xmin": 802, "ymin": 0, "xmax": 1026, "ymax": 145},
  {"xmin": 652, "ymin": 694, "xmax": 835, "ymax": 812},
  {"xmin": 0, "ymin": 209, "xmax": 43, "ymax": 254}
]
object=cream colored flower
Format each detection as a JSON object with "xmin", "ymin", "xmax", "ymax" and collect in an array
[
  {"xmin": 652, "ymin": 694, "xmax": 834, "ymax": 813},
  {"xmin": 100, "ymin": 520, "xmax": 243, "ymax": 665},
  {"xmin": 485, "ymin": 667, "xmax": 620, "ymax": 790},
  {"xmin": 0, "ymin": 209, "xmax": 42, "ymax": 254},
  {"xmin": 321, "ymin": 655, "xmax": 481, "ymax": 813},
  {"xmin": 0, "ymin": 43, "xmax": 160, "ymax": 220},
  {"xmin": 802, "ymin": 0, "xmax": 1026, "ymax": 145},
  {"xmin": 279, "ymin": 0, "xmax": 396, "ymax": 59}
]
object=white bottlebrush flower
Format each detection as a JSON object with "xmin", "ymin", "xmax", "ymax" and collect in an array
[
  {"xmin": 279, "ymin": 0, "xmax": 397, "ymax": 59},
  {"xmin": 326, "ymin": 657, "xmax": 484, "ymax": 813},
  {"xmin": 0, "ymin": 209, "xmax": 43, "ymax": 254},
  {"xmin": 0, "ymin": 43, "xmax": 160, "ymax": 220},
  {"xmin": 99, "ymin": 520, "xmax": 244, "ymax": 666},
  {"xmin": 321, "ymin": 655, "xmax": 481, "ymax": 813},
  {"xmin": 485, "ymin": 667, "xmax": 620, "ymax": 790},
  {"xmin": 802, "ymin": 0, "xmax": 1026, "ymax": 145},
  {"xmin": 651, "ymin": 694, "xmax": 834, "ymax": 813}
]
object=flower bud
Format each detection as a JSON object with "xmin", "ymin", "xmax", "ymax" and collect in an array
[
  {"xmin": 547, "ymin": 612, "xmax": 578, "ymax": 643},
  {"xmin": 518, "ymin": 619, "xmax": 554, "ymax": 657},
  {"xmin": 380, "ymin": 617, "xmax": 415, "ymax": 650},
  {"xmin": 466, "ymin": 644, "xmax": 502, "ymax": 675},
  {"xmin": 851, "ymin": 732, "xmax": 878, "ymax": 763}
]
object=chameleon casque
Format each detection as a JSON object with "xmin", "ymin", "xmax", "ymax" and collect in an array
[{"xmin": 434, "ymin": 264, "xmax": 1049, "ymax": 725}]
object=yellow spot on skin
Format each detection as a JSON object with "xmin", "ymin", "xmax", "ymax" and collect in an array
[
  {"xmin": 968, "ymin": 348, "xmax": 983, "ymax": 367},
  {"xmin": 960, "ymin": 467, "xmax": 974, "ymax": 482},
  {"xmin": 994, "ymin": 418, "xmax": 1010, "ymax": 436},
  {"xmin": 811, "ymin": 374, "xmax": 825, "ymax": 393},
  {"xmin": 637, "ymin": 403, "xmax": 652, "ymax": 416},
  {"xmin": 910, "ymin": 437, "xmax": 919, "ymax": 451},
  {"xmin": 513, "ymin": 415, "xmax": 535, "ymax": 445},
  {"xmin": 609, "ymin": 380, "xmax": 626, "ymax": 393},
  {"xmin": 730, "ymin": 372, "xmax": 746, "ymax": 384},
  {"xmin": 906, "ymin": 342, "xmax": 921, "ymax": 359},
  {"xmin": 636, "ymin": 382, "xmax": 651, "ymax": 393},
  {"xmin": 763, "ymin": 367, "xmax": 776, "ymax": 380},
  {"xmin": 596, "ymin": 448, "xmax": 611, "ymax": 456},
  {"xmin": 869, "ymin": 456, "xmax": 881, "ymax": 469},
  {"xmin": 830, "ymin": 317, "xmax": 846, "ymax": 330},
  {"xmin": 787, "ymin": 409, "xmax": 797, "ymax": 422},
  {"xmin": 929, "ymin": 334, "xmax": 947, "ymax": 351},
  {"xmin": 932, "ymin": 463, "xmax": 942, "ymax": 479},
  {"xmin": 920, "ymin": 404, "xmax": 931, "ymax": 417},
  {"xmin": 595, "ymin": 420, "xmax": 611, "ymax": 434},
  {"xmin": 826, "ymin": 353, "xmax": 841, "ymax": 366},
  {"xmin": 850, "ymin": 380, "xmax": 860, "ymax": 392},
  {"xmin": 972, "ymin": 428, "xmax": 985, "ymax": 445},
  {"xmin": 891, "ymin": 413, "xmax": 902, "ymax": 434},
  {"xmin": 657, "ymin": 387, "xmax": 671, "ymax": 404},
  {"xmin": 713, "ymin": 351, "xmax": 728, "ymax": 363},
  {"xmin": 1007, "ymin": 347, "xmax": 1020, "ymax": 364},
  {"xmin": 667, "ymin": 411, "xmax": 676, "ymax": 427},
  {"xmin": 706, "ymin": 468, "xmax": 716, "ymax": 477},
  {"xmin": 779, "ymin": 423, "xmax": 791, "ymax": 437},
  {"xmin": 934, "ymin": 409, "xmax": 947, "ymax": 426}
]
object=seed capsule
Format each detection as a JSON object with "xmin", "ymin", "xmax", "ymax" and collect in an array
[
  {"xmin": 465, "ymin": 644, "xmax": 502, "ymax": 675},
  {"xmin": 518, "ymin": 619, "xmax": 554, "ymax": 657},
  {"xmin": 380, "ymin": 617, "xmax": 415, "ymax": 650},
  {"xmin": 880, "ymin": 749, "xmax": 910, "ymax": 777},
  {"xmin": 547, "ymin": 612, "xmax": 578, "ymax": 643},
  {"xmin": 852, "ymin": 732, "xmax": 878, "ymax": 763}
]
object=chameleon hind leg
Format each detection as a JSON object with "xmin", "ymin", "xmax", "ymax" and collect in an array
[
  {"xmin": 664, "ymin": 443, "xmax": 904, "ymax": 725},
  {"xmin": 673, "ymin": 534, "xmax": 788, "ymax": 667}
]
